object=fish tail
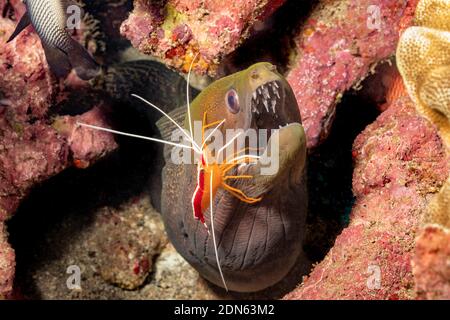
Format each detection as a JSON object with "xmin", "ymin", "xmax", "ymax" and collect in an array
[
  {"xmin": 66, "ymin": 37, "xmax": 100, "ymax": 80},
  {"xmin": 42, "ymin": 43, "xmax": 72, "ymax": 79}
]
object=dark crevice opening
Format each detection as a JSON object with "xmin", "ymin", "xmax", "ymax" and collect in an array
[{"xmin": 303, "ymin": 92, "xmax": 380, "ymax": 264}]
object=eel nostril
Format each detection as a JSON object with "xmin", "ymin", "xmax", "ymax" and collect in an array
[
  {"xmin": 267, "ymin": 64, "xmax": 277, "ymax": 72},
  {"xmin": 251, "ymin": 70, "xmax": 259, "ymax": 80}
]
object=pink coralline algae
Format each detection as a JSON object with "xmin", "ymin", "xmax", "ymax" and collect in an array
[
  {"xmin": 286, "ymin": 0, "xmax": 419, "ymax": 148},
  {"xmin": 120, "ymin": 0, "xmax": 286, "ymax": 75},
  {"xmin": 285, "ymin": 97, "xmax": 449, "ymax": 300},
  {"xmin": 0, "ymin": 223, "xmax": 14, "ymax": 299},
  {"xmin": 413, "ymin": 225, "xmax": 450, "ymax": 299},
  {"xmin": 0, "ymin": 0, "xmax": 117, "ymax": 297}
]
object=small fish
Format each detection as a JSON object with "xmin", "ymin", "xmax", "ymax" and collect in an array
[{"xmin": 7, "ymin": 0, "xmax": 99, "ymax": 80}]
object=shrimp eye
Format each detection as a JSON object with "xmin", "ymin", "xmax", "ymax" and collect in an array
[{"xmin": 225, "ymin": 89, "xmax": 240, "ymax": 114}]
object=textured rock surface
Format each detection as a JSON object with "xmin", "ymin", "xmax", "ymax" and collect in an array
[
  {"xmin": 0, "ymin": 0, "xmax": 117, "ymax": 297},
  {"xmin": 287, "ymin": 0, "xmax": 419, "ymax": 148},
  {"xmin": 0, "ymin": 0, "xmax": 117, "ymax": 218},
  {"xmin": 413, "ymin": 225, "xmax": 450, "ymax": 299},
  {"xmin": 10, "ymin": 193, "xmax": 221, "ymax": 300},
  {"xmin": 90, "ymin": 198, "xmax": 167, "ymax": 290},
  {"xmin": 121, "ymin": 0, "xmax": 286, "ymax": 75},
  {"xmin": 285, "ymin": 97, "xmax": 449, "ymax": 299},
  {"xmin": 396, "ymin": 0, "xmax": 450, "ymax": 299},
  {"xmin": 0, "ymin": 223, "xmax": 14, "ymax": 299}
]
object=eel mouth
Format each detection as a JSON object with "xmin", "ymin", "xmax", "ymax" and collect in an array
[
  {"xmin": 251, "ymin": 80, "xmax": 283, "ymax": 117},
  {"xmin": 230, "ymin": 77, "xmax": 306, "ymax": 196},
  {"xmin": 250, "ymin": 80, "xmax": 291, "ymax": 132},
  {"xmin": 163, "ymin": 63, "xmax": 305, "ymax": 199}
]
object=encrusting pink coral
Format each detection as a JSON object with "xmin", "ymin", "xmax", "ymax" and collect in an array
[
  {"xmin": 286, "ymin": 0, "xmax": 419, "ymax": 148},
  {"xmin": 413, "ymin": 225, "xmax": 450, "ymax": 299},
  {"xmin": 285, "ymin": 0, "xmax": 450, "ymax": 300},
  {"xmin": 0, "ymin": 0, "xmax": 117, "ymax": 298},
  {"xmin": 120, "ymin": 0, "xmax": 287, "ymax": 75},
  {"xmin": 284, "ymin": 95, "xmax": 449, "ymax": 300}
]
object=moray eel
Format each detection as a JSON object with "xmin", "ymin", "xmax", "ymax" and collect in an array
[
  {"xmin": 7, "ymin": 0, "xmax": 99, "ymax": 80},
  {"xmin": 157, "ymin": 63, "xmax": 308, "ymax": 292},
  {"xmin": 397, "ymin": 0, "xmax": 450, "ymax": 225}
]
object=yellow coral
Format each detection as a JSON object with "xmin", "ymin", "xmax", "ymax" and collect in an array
[
  {"xmin": 397, "ymin": 0, "xmax": 450, "ymax": 226},
  {"xmin": 415, "ymin": 0, "xmax": 450, "ymax": 31},
  {"xmin": 425, "ymin": 179, "xmax": 450, "ymax": 227},
  {"xmin": 397, "ymin": 0, "xmax": 450, "ymax": 146}
]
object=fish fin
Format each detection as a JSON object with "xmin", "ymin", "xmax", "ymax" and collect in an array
[
  {"xmin": 66, "ymin": 37, "xmax": 100, "ymax": 80},
  {"xmin": 42, "ymin": 43, "xmax": 72, "ymax": 79},
  {"xmin": 7, "ymin": 12, "xmax": 31, "ymax": 43},
  {"xmin": 156, "ymin": 106, "xmax": 186, "ymax": 141}
]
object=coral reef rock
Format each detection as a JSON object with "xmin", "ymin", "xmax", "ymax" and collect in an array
[
  {"xmin": 413, "ymin": 225, "xmax": 450, "ymax": 299},
  {"xmin": 397, "ymin": 0, "xmax": 450, "ymax": 299},
  {"xmin": 285, "ymin": 96, "xmax": 449, "ymax": 299},
  {"xmin": 0, "ymin": 223, "xmax": 14, "ymax": 299},
  {"xmin": 90, "ymin": 197, "xmax": 168, "ymax": 290},
  {"xmin": 121, "ymin": 0, "xmax": 286, "ymax": 75},
  {"xmin": 13, "ymin": 194, "xmax": 222, "ymax": 300},
  {"xmin": 0, "ymin": 0, "xmax": 117, "ymax": 298},
  {"xmin": 287, "ymin": 0, "xmax": 419, "ymax": 148}
]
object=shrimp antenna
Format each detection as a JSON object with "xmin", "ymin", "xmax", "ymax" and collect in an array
[
  {"xmin": 186, "ymin": 53, "xmax": 199, "ymax": 151},
  {"xmin": 228, "ymin": 154, "xmax": 261, "ymax": 163},
  {"xmin": 77, "ymin": 123, "xmax": 195, "ymax": 151},
  {"xmin": 131, "ymin": 94, "xmax": 201, "ymax": 154},
  {"xmin": 209, "ymin": 170, "xmax": 228, "ymax": 291},
  {"xmin": 216, "ymin": 131, "xmax": 243, "ymax": 159},
  {"xmin": 202, "ymin": 119, "xmax": 226, "ymax": 150}
]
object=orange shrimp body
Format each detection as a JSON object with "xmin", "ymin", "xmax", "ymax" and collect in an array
[
  {"xmin": 192, "ymin": 154, "xmax": 220, "ymax": 225},
  {"xmin": 191, "ymin": 112, "xmax": 262, "ymax": 227}
]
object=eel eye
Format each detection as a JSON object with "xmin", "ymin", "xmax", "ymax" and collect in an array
[{"xmin": 225, "ymin": 89, "xmax": 240, "ymax": 114}]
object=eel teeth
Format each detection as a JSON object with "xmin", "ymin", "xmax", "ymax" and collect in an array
[
  {"xmin": 263, "ymin": 99, "xmax": 269, "ymax": 112},
  {"xmin": 274, "ymin": 88, "xmax": 280, "ymax": 99},
  {"xmin": 263, "ymin": 86, "xmax": 270, "ymax": 100},
  {"xmin": 271, "ymin": 99, "xmax": 276, "ymax": 113},
  {"xmin": 278, "ymin": 123, "xmax": 291, "ymax": 129}
]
